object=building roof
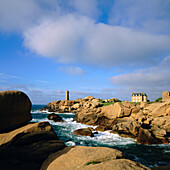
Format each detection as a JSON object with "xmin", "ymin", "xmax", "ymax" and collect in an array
[{"xmin": 131, "ymin": 92, "xmax": 147, "ymax": 96}]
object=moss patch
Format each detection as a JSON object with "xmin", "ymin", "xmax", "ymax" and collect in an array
[
  {"xmin": 100, "ymin": 102, "xmax": 114, "ymax": 106},
  {"xmin": 85, "ymin": 161, "xmax": 101, "ymax": 165}
]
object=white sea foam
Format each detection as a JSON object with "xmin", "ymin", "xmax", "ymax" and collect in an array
[
  {"xmin": 58, "ymin": 118, "xmax": 136, "ymax": 145},
  {"xmin": 86, "ymin": 131, "xmax": 136, "ymax": 146},
  {"xmin": 31, "ymin": 110, "xmax": 40, "ymax": 114},
  {"xmin": 65, "ymin": 141, "xmax": 76, "ymax": 146},
  {"xmin": 164, "ymin": 149, "xmax": 170, "ymax": 153},
  {"xmin": 57, "ymin": 112, "xmax": 75, "ymax": 115},
  {"xmin": 30, "ymin": 118, "xmax": 49, "ymax": 123},
  {"xmin": 31, "ymin": 109, "xmax": 51, "ymax": 114},
  {"xmin": 31, "ymin": 114, "xmax": 136, "ymax": 146},
  {"xmin": 30, "ymin": 118, "xmax": 37, "ymax": 122}
]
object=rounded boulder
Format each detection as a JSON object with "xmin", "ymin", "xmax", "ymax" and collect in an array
[{"xmin": 0, "ymin": 91, "xmax": 32, "ymax": 132}]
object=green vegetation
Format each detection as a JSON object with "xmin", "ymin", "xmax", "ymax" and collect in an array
[
  {"xmin": 100, "ymin": 102, "xmax": 115, "ymax": 106},
  {"xmin": 154, "ymin": 97, "xmax": 162, "ymax": 102},
  {"xmin": 147, "ymin": 101, "xmax": 154, "ymax": 104},
  {"xmin": 85, "ymin": 161, "xmax": 101, "ymax": 165},
  {"xmin": 131, "ymin": 102, "xmax": 141, "ymax": 105},
  {"xmin": 99, "ymin": 99, "xmax": 122, "ymax": 106},
  {"xmin": 147, "ymin": 97, "xmax": 162, "ymax": 104}
]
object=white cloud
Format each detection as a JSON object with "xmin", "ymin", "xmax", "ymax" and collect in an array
[
  {"xmin": 58, "ymin": 66, "xmax": 86, "ymax": 76},
  {"xmin": 0, "ymin": 73, "xmax": 21, "ymax": 80},
  {"xmin": 109, "ymin": 0, "xmax": 170, "ymax": 34},
  {"xmin": 23, "ymin": 14, "xmax": 170, "ymax": 67},
  {"xmin": 1, "ymin": 0, "xmax": 169, "ymax": 68},
  {"xmin": 0, "ymin": 0, "xmax": 99, "ymax": 32},
  {"xmin": 0, "ymin": 0, "xmax": 43, "ymax": 32},
  {"xmin": 111, "ymin": 56, "xmax": 170, "ymax": 100},
  {"xmin": 68, "ymin": 0, "xmax": 98, "ymax": 19},
  {"xmin": 24, "ymin": 15, "xmax": 94, "ymax": 63},
  {"xmin": 37, "ymin": 80, "xmax": 53, "ymax": 84}
]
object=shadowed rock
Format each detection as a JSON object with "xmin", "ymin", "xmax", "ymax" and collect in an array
[
  {"xmin": 47, "ymin": 113, "xmax": 64, "ymax": 122},
  {"xmin": 0, "ymin": 121, "xmax": 66, "ymax": 170},
  {"xmin": 137, "ymin": 128, "xmax": 161, "ymax": 144},
  {"xmin": 0, "ymin": 91, "xmax": 32, "ymax": 132},
  {"xmin": 73, "ymin": 128, "xmax": 94, "ymax": 137}
]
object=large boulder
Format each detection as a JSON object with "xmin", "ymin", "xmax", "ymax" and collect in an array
[
  {"xmin": 0, "ymin": 121, "xmax": 66, "ymax": 170},
  {"xmin": 151, "ymin": 126, "xmax": 166, "ymax": 140},
  {"xmin": 91, "ymin": 101, "xmax": 101, "ymax": 108},
  {"xmin": 143, "ymin": 102, "xmax": 170, "ymax": 117},
  {"xmin": 102, "ymin": 102, "xmax": 132, "ymax": 119},
  {"xmin": 151, "ymin": 116, "xmax": 170, "ymax": 132},
  {"xmin": 151, "ymin": 102, "xmax": 170, "ymax": 117},
  {"xmin": 0, "ymin": 91, "xmax": 32, "ymax": 132},
  {"xmin": 71, "ymin": 103, "xmax": 81, "ymax": 110},
  {"xmin": 41, "ymin": 146, "xmax": 149, "ymax": 170},
  {"xmin": 112, "ymin": 117, "xmax": 140, "ymax": 137}
]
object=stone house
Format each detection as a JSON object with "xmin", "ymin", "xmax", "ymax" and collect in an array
[{"xmin": 131, "ymin": 92, "xmax": 147, "ymax": 102}]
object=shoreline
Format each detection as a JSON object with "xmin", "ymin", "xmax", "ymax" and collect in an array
[{"xmin": 41, "ymin": 97, "xmax": 170, "ymax": 145}]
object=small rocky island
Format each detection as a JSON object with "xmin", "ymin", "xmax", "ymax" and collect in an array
[
  {"xmin": 0, "ymin": 90, "xmax": 169, "ymax": 169},
  {"xmin": 43, "ymin": 91, "xmax": 170, "ymax": 145}
]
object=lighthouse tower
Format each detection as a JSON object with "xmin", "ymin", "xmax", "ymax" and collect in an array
[{"xmin": 65, "ymin": 90, "xmax": 69, "ymax": 105}]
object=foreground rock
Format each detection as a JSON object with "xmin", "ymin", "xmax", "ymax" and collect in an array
[
  {"xmin": 47, "ymin": 113, "xmax": 64, "ymax": 122},
  {"xmin": 0, "ymin": 121, "xmax": 66, "ymax": 170},
  {"xmin": 41, "ymin": 146, "xmax": 149, "ymax": 170},
  {"xmin": 0, "ymin": 91, "xmax": 32, "ymax": 132}
]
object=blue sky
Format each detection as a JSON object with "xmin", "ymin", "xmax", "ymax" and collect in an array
[{"xmin": 0, "ymin": 0, "xmax": 170, "ymax": 104}]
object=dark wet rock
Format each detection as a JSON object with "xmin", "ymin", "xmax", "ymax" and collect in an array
[
  {"xmin": 47, "ymin": 113, "xmax": 64, "ymax": 122},
  {"xmin": 73, "ymin": 128, "xmax": 94, "ymax": 137}
]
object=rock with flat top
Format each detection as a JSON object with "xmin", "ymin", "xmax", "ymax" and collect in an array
[
  {"xmin": 41, "ymin": 146, "xmax": 149, "ymax": 170},
  {"xmin": 84, "ymin": 96, "xmax": 95, "ymax": 101}
]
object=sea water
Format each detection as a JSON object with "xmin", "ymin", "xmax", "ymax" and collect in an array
[{"xmin": 31, "ymin": 105, "xmax": 170, "ymax": 168}]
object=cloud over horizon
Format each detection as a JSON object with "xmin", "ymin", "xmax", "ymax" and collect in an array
[
  {"xmin": 111, "ymin": 55, "xmax": 170, "ymax": 100},
  {"xmin": 58, "ymin": 66, "xmax": 86, "ymax": 76},
  {"xmin": 0, "ymin": 0, "xmax": 169, "ymax": 103}
]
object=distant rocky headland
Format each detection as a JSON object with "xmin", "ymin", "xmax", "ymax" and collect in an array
[
  {"xmin": 0, "ymin": 90, "xmax": 169, "ymax": 169},
  {"xmin": 42, "ymin": 92, "xmax": 170, "ymax": 145}
]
